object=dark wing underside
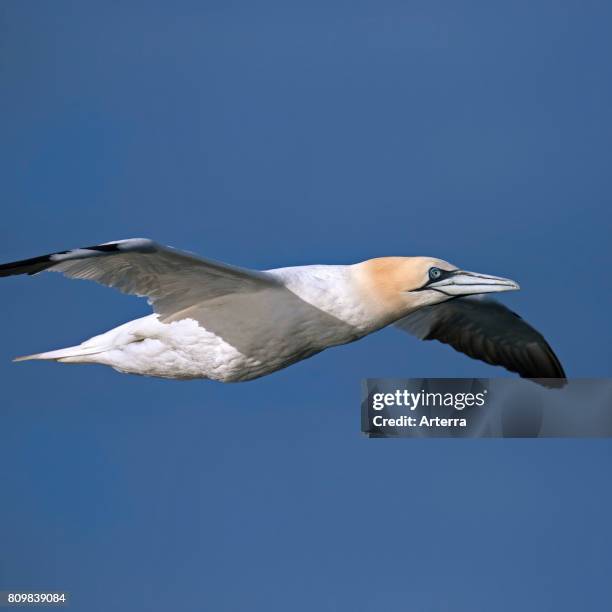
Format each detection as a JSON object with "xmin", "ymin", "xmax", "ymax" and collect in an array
[{"xmin": 395, "ymin": 296, "xmax": 566, "ymax": 386}]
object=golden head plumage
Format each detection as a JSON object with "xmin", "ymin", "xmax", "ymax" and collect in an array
[{"xmin": 353, "ymin": 256, "xmax": 519, "ymax": 324}]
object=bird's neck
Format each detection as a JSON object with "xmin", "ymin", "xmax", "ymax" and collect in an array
[{"xmin": 267, "ymin": 264, "xmax": 385, "ymax": 331}]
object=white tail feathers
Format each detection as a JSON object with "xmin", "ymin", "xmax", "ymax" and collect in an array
[{"xmin": 13, "ymin": 344, "xmax": 109, "ymax": 363}]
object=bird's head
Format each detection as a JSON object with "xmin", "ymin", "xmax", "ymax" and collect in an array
[{"xmin": 354, "ymin": 256, "xmax": 520, "ymax": 322}]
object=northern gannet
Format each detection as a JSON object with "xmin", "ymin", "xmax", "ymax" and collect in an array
[{"xmin": 0, "ymin": 239, "xmax": 565, "ymax": 383}]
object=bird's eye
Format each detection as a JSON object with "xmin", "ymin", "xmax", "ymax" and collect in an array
[{"xmin": 429, "ymin": 267, "xmax": 442, "ymax": 281}]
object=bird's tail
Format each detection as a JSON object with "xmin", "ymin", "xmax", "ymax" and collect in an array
[{"xmin": 13, "ymin": 344, "xmax": 110, "ymax": 363}]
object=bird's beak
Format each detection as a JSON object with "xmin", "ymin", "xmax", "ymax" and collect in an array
[{"xmin": 427, "ymin": 270, "xmax": 520, "ymax": 296}]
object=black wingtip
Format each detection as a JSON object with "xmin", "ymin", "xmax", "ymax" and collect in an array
[
  {"xmin": 525, "ymin": 338, "xmax": 566, "ymax": 385},
  {"xmin": 0, "ymin": 253, "xmax": 59, "ymax": 277},
  {"xmin": 0, "ymin": 243, "xmax": 125, "ymax": 278}
]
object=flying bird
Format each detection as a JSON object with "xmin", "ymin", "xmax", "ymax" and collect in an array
[{"xmin": 0, "ymin": 239, "xmax": 565, "ymax": 384}]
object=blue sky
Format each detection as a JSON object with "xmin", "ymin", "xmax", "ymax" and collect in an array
[{"xmin": 1, "ymin": 1, "xmax": 611, "ymax": 610}]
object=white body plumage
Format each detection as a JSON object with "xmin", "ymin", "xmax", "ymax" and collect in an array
[{"xmin": 60, "ymin": 265, "xmax": 374, "ymax": 381}]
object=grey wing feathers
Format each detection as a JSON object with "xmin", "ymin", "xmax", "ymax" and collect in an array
[
  {"xmin": 0, "ymin": 238, "xmax": 278, "ymax": 318},
  {"xmin": 395, "ymin": 296, "xmax": 566, "ymax": 386}
]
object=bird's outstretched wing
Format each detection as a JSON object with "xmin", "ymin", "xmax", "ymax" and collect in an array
[
  {"xmin": 395, "ymin": 296, "xmax": 566, "ymax": 385},
  {"xmin": 0, "ymin": 238, "xmax": 279, "ymax": 320}
]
